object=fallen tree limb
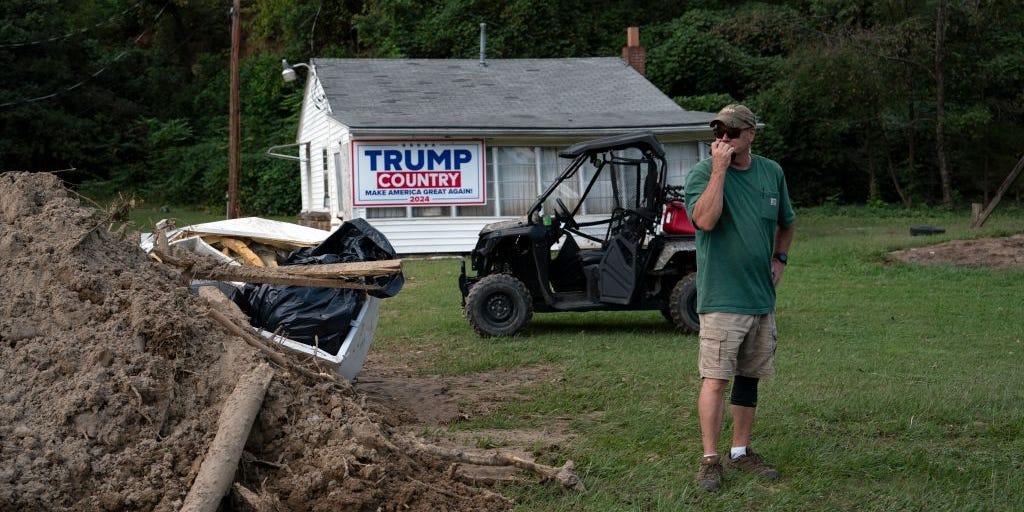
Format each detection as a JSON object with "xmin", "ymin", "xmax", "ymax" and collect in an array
[
  {"xmin": 152, "ymin": 248, "xmax": 395, "ymax": 290},
  {"xmin": 181, "ymin": 363, "xmax": 274, "ymax": 512},
  {"xmin": 219, "ymin": 237, "xmax": 264, "ymax": 267},
  {"xmin": 279, "ymin": 259, "xmax": 401, "ymax": 278},
  {"xmin": 406, "ymin": 438, "xmax": 585, "ymax": 492}
]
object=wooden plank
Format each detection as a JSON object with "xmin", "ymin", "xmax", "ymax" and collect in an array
[
  {"xmin": 283, "ymin": 259, "xmax": 402, "ymax": 278},
  {"xmin": 219, "ymin": 238, "xmax": 264, "ymax": 267},
  {"xmin": 973, "ymin": 154, "xmax": 1024, "ymax": 229},
  {"xmin": 195, "ymin": 267, "xmax": 383, "ymax": 290},
  {"xmin": 153, "ymin": 250, "xmax": 393, "ymax": 290}
]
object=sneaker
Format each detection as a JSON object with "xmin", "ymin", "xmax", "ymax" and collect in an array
[
  {"xmin": 695, "ymin": 454, "xmax": 724, "ymax": 491},
  {"xmin": 727, "ymin": 448, "xmax": 779, "ymax": 480}
]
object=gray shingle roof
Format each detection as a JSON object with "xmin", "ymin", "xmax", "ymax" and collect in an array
[{"xmin": 310, "ymin": 57, "xmax": 715, "ymax": 135}]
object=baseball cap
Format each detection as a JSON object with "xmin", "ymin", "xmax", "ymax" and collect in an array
[{"xmin": 710, "ymin": 104, "xmax": 757, "ymax": 129}]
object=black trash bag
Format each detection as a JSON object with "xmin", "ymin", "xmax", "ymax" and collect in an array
[
  {"xmin": 289, "ymin": 218, "xmax": 404, "ymax": 299},
  {"xmin": 235, "ymin": 219, "xmax": 404, "ymax": 355}
]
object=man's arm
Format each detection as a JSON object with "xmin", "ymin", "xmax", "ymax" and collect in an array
[
  {"xmin": 690, "ymin": 141, "xmax": 734, "ymax": 231},
  {"xmin": 771, "ymin": 223, "xmax": 795, "ymax": 287}
]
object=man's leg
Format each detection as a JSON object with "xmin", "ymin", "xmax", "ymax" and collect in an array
[
  {"xmin": 726, "ymin": 314, "xmax": 779, "ymax": 480},
  {"xmin": 695, "ymin": 313, "xmax": 751, "ymax": 492},
  {"xmin": 729, "ymin": 374, "xmax": 759, "ymax": 449},
  {"xmin": 727, "ymin": 401, "xmax": 778, "ymax": 480},
  {"xmin": 730, "ymin": 402, "xmax": 755, "ymax": 449},
  {"xmin": 696, "ymin": 377, "xmax": 728, "ymax": 491},
  {"xmin": 697, "ymin": 313, "xmax": 751, "ymax": 456},
  {"xmin": 698, "ymin": 377, "xmax": 729, "ymax": 455}
]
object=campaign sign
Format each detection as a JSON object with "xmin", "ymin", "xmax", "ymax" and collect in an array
[{"xmin": 352, "ymin": 140, "xmax": 486, "ymax": 206}]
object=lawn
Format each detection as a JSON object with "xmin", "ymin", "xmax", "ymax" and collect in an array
[
  {"xmin": 373, "ymin": 205, "xmax": 1024, "ymax": 512},
  {"xmin": 123, "ymin": 204, "xmax": 296, "ymax": 230}
]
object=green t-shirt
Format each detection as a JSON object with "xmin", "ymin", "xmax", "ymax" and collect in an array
[{"xmin": 683, "ymin": 154, "xmax": 795, "ymax": 314}]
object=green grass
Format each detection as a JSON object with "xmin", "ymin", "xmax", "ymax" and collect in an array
[
  {"xmin": 120, "ymin": 204, "xmax": 299, "ymax": 231},
  {"xmin": 374, "ymin": 205, "xmax": 1024, "ymax": 512}
]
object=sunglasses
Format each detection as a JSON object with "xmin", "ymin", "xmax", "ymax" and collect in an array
[{"xmin": 713, "ymin": 126, "xmax": 751, "ymax": 139}]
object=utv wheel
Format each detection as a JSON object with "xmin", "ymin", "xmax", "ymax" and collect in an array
[
  {"xmin": 669, "ymin": 273, "xmax": 700, "ymax": 333},
  {"xmin": 465, "ymin": 274, "xmax": 533, "ymax": 337}
]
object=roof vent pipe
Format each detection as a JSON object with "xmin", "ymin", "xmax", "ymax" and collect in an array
[{"xmin": 479, "ymin": 23, "xmax": 487, "ymax": 66}]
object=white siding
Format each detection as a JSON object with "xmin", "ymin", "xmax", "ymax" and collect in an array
[
  {"xmin": 337, "ymin": 141, "xmax": 353, "ymax": 220},
  {"xmin": 295, "ymin": 73, "xmax": 349, "ymax": 216},
  {"xmin": 365, "ymin": 218, "xmax": 495, "ymax": 254}
]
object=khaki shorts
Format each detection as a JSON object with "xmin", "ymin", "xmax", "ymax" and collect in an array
[{"xmin": 698, "ymin": 312, "xmax": 777, "ymax": 380}]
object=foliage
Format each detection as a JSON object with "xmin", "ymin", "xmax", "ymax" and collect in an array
[
  {"xmin": 353, "ymin": 0, "xmax": 703, "ymax": 59},
  {"xmin": 672, "ymin": 93, "xmax": 734, "ymax": 114},
  {"xmin": 3, "ymin": 0, "xmax": 1024, "ymax": 213},
  {"xmin": 645, "ymin": 6, "xmax": 794, "ymax": 100}
]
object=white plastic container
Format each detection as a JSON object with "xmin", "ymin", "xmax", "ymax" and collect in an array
[{"xmin": 257, "ymin": 296, "xmax": 381, "ymax": 381}]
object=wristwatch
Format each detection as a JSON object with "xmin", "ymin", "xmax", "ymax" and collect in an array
[{"xmin": 774, "ymin": 252, "xmax": 788, "ymax": 265}]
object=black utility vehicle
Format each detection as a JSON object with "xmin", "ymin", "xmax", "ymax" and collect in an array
[{"xmin": 458, "ymin": 132, "xmax": 700, "ymax": 337}]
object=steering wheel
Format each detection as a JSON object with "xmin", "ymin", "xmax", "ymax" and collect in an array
[{"xmin": 555, "ymin": 198, "xmax": 579, "ymax": 230}]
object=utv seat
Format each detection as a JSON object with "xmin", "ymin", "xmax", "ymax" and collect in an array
[{"xmin": 577, "ymin": 249, "xmax": 605, "ymax": 266}]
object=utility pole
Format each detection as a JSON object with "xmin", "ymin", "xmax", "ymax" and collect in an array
[{"xmin": 227, "ymin": 0, "xmax": 242, "ymax": 218}]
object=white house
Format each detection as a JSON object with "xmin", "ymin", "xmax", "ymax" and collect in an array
[{"xmin": 285, "ymin": 29, "xmax": 715, "ymax": 254}]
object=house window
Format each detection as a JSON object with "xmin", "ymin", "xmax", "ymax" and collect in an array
[
  {"xmin": 322, "ymin": 148, "xmax": 330, "ymax": 208},
  {"xmin": 539, "ymin": 147, "xmax": 578, "ymax": 215},
  {"xmin": 580, "ymin": 157, "xmax": 612, "ymax": 214},
  {"xmin": 304, "ymin": 143, "xmax": 312, "ymax": 209},
  {"xmin": 413, "ymin": 206, "xmax": 452, "ymax": 217},
  {"xmin": 495, "ymin": 147, "xmax": 537, "ymax": 216},
  {"xmin": 367, "ymin": 207, "xmax": 406, "ymax": 218},
  {"xmin": 664, "ymin": 143, "xmax": 700, "ymax": 188},
  {"xmin": 456, "ymin": 151, "xmax": 495, "ymax": 217}
]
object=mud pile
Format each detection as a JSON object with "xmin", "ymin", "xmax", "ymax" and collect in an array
[
  {"xmin": 888, "ymin": 234, "xmax": 1024, "ymax": 268},
  {"xmin": 0, "ymin": 172, "xmax": 510, "ymax": 511}
]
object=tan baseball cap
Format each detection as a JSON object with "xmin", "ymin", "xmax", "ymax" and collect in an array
[{"xmin": 710, "ymin": 104, "xmax": 757, "ymax": 129}]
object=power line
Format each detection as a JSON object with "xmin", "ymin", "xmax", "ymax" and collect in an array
[
  {"xmin": 309, "ymin": 0, "xmax": 323, "ymax": 54},
  {"xmin": 0, "ymin": 2, "xmax": 169, "ymax": 110},
  {"xmin": 0, "ymin": 0, "xmax": 148, "ymax": 49}
]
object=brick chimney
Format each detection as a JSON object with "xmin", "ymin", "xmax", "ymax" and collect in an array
[{"xmin": 622, "ymin": 26, "xmax": 646, "ymax": 76}]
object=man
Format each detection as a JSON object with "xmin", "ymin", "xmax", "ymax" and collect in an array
[{"xmin": 683, "ymin": 104, "xmax": 796, "ymax": 492}]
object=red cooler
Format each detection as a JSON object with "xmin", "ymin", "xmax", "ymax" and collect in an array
[{"xmin": 662, "ymin": 200, "xmax": 696, "ymax": 235}]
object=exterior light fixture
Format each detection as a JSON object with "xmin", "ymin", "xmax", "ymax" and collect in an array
[{"xmin": 281, "ymin": 59, "xmax": 310, "ymax": 82}]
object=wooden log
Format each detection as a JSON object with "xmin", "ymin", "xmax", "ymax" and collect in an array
[
  {"xmin": 406, "ymin": 438, "xmax": 585, "ymax": 492},
  {"xmin": 194, "ymin": 267, "xmax": 383, "ymax": 290},
  {"xmin": 283, "ymin": 259, "xmax": 402, "ymax": 278},
  {"xmin": 151, "ymin": 249, "xmax": 387, "ymax": 290},
  {"xmin": 219, "ymin": 238, "xmax": 264, "ymax": 267},
  {"xmin": 180, "ymin": 363, "xmax": 274, "ymax": 512}
]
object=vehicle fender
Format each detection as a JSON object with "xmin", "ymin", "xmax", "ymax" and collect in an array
[{"xmin": 652, "ymin": 238, "xmax": 696, "ymax": 271}]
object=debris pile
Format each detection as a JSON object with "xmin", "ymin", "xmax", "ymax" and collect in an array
[{"xmin": 0, "ymin": 172, "xmax": 513, "ymax": 511}]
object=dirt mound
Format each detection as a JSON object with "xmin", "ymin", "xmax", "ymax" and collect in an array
[
  {"xmin": 0, "ymin": 172, "xmax": 510, "ymax": 511},
  {"xmin": 888, "ymin": 234, "xmax": 1024, "ymax": 268}
]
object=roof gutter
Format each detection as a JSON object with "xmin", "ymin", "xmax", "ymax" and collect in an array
[{"xmin": 344, "ymin": 124, "xmax": 712, "ymax": 138}]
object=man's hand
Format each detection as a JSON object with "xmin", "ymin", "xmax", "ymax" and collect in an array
[
  {"xmin": 771, "ymin": 259, "xmax": 786, "ymax": 287},
  {"xmin": 711, "ymin": 140, "xmax": 734, "ymax": 174}
]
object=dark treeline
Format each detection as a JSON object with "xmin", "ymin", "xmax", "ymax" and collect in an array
[{"xmin": 2, "ymin": 0, "xmax": 1022, "ymax": 213}]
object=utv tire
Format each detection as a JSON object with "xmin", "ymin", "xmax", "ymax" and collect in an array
[
  {"xmin": 465, "ymin": 274, "xmax": 533, "ymax": 337},
  {"xmin": 669, "ymin": 272, "xmax": 700, "ymax": 333}
]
